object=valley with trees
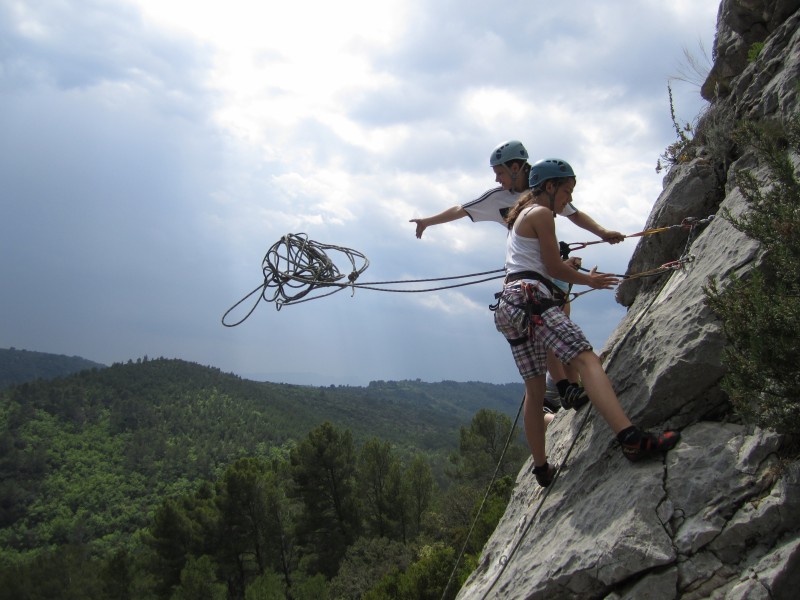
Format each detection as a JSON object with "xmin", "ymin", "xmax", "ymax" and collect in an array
[{"xmin": 0, "ymin": 352, "xmax": 528, "ymax": 599}]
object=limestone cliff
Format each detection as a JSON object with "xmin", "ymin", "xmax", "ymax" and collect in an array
[{"xmin": 456, "ymin": 1, "xmax": 800, "ymax": 598}]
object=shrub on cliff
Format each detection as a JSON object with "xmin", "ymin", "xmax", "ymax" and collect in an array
[{"xmin": 705, "ymin": 114, "xmax": 800, "ymax": 436}]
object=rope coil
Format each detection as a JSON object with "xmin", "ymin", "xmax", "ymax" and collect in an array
[{"xmin": 221, "ymin": 233, "xmax": 505, "ymax": 327}]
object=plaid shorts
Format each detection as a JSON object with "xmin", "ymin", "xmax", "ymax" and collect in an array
[{"xmin": 494, "ymin": 282, "xmax": 592, "ymax": 380}]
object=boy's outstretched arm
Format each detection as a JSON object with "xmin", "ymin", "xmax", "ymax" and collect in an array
[{"xmin": 410, "ymin": 206, "xmax": 468, "ymax": 238}]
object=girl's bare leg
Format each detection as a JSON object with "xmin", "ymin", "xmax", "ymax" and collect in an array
[
  {"xmin": 523, "ymin": 375, "xmax": 548, "ymax": 465},
  {"xmin": 569, "ymin": 351, "xmax": 632, "ymax": 433}
]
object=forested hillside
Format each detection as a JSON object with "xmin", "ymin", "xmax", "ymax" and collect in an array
[
  {"xmin": 0, "ymin": 357, "xmax": 527, "ymax": 599},
  {"xmin": 0, "ymin": 347, "xmax": 106, "ymax": 389}
]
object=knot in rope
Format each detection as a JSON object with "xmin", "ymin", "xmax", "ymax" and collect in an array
[
  {"xmin": 680, "ymin": 215, "xmax": 715, "ymax": 229},
  {"xmin": 221, "ymin": 233, "xmax": 369, "ymax": 327},
  {"xmin": 262, "ymin": 233, "xmax": 369, "ymax": 309}
]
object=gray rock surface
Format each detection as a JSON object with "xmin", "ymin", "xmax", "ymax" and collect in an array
[{"xmin": 456, "ymin": 1, "xmax": 800, "ymax": 598}]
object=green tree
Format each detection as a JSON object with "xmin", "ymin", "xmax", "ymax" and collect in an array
[
  {"xmin": 705, "ymin": 115, "xmax": 800, "ymax": 434},
  {"xmin": 216, "ymin": 458, "xmax": 272, "ymax": 596},
  {"xmin": 170, "ymin": 555, "xmax": 226, "ymax": 600},
  {"xmin": 403, "ymin": 454, "xmax": 434, "ymax": 539},
  {"xmin": 100, "ymin": 548, "xmax": 134, "ymax": 600},
  {"xmin": 216, "ymin": 457, "xmax": 295, "ymax": 597},
  {"xmin": 451, "ymin": 409, "xmax": 526, "ymax": 485},
  {"xmin": 436, "ymin": 411, "xmax": 525, "ymax": 569},
  {"xmin": 147, "ymin": 499, "xmax": 199, "ymax": 597},
  {"xmin": 0, "ymin": 544, "xmax": 105, "ymax": 600},
  {"xmin": 289, "ymin": 572, "xmax": 329, "ymax": 600},
  {"xmin": 357, "ymin": 438, "xmax": 404, "ymax": 539},
  {"xmin": 364, "ymin": 543, "xmax": 472, "ymax": 600},
  {"xmin": 146, "ymin": 483, "xmax": 219, "ymax": 598},
  {"xmin": 329, "ymin": 537, "xmax": 413, "ymax": 600},
  {"xmin": 244, "ymin": 570, "xmax": 286, "ymax": 600},
  {"xmin": 290, "ymin": 422, "xmax": 361, "ymax": 578}
]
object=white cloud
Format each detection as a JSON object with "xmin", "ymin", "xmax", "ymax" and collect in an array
[
  {"xmin": 0, "ymin": 0, "xmax": 719, "ymax": 384},
  {"xmin": 413, "ymin": 290, "xmax": 487, "ymax": 316}
]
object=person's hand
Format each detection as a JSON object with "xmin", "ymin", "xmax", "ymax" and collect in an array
[
  {"xmin": 409, "ymin": 218, "xmax": 428, "ymax": 239},
  {"xmin": 565, "ymin": 256, "xmax": 582, "ymax": 271},
  {"xmin": 586, "ymin": 267, "xmax": 619, "ymax": 290},
  {"xmin": 602, "ymin": 230, "xmax": 625, "ymax": 244}
]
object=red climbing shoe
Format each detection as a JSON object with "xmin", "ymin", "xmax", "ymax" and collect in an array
[{"xmin": 621, "ymin": 430, "xmax": 681, "ymax": 462}]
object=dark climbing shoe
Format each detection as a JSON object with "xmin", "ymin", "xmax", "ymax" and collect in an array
[
  {"xmin": 532, "ymin": 462, "xmax": 557, "ymax": 487},
  {"xmin": 621, "ymin": 430, "xmax": 681, "ymax": 462},
  {"xmin": 560, "ymin": 383, "xmax": 590, "ymax": 410},
  {"xmin": 543, "ymin": 397, "xmax": 561, "ymax": 414}
]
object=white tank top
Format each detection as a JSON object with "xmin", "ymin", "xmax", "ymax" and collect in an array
[{"xmin": 505, "ymin": 208, "xmax": 552, "ymax": 283}]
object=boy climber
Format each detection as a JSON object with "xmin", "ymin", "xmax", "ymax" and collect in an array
[
  {"xmin": 493, "ymin": 157, "xmax": 680, "ymax": 487},
  {"xmin": 411, "ymin": 140, "xmax": 624, "ymax": 409}
]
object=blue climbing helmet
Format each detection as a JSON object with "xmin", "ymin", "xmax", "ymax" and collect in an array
[
  {"xmin": 528, "ymin": 158, "xmax": 576, "ymax": 188},
  {"xmin": 489, "ymin": 140, "xmax": 529, "ymax": 167}
]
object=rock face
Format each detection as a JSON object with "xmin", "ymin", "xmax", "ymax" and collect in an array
[{"xmin": 456, "ymin": 2, "xmax": 800, "ymax": 599}]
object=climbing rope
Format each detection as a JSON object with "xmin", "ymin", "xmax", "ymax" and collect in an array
[
  {"xmin": 221, "ymin": 233, "xmax": 505, "ymax": 327},
  {"xmin": 565, "ymin": 254, "xmax": 697, "ymax": 303},
  {"xmin": 560, "ymin": 215, "xmax": 715, "ymax": 256},
  {"xmin": 476, "ymin": 405, "xmax": 594, "ymax": 600},
  {"xmin": 222, "ymin": 215, "xmax": 714, "ymax": 326},
  {"xmin": 440, "ymin": 395, "xmax": 525, "ymax": 600},
  {"xmin": 559, "ymin": 215, "xmax": 714, "ymax": 303},
  {"xmin": 439, "ymin": 398, "xmax": 595, "ymax": 600}
]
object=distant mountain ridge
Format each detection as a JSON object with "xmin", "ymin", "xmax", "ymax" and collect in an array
[{"xmin": 0, "ymin": 347, "xmax": 107, "ymax": 389}]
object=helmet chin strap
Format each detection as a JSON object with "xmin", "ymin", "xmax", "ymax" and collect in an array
[{"xmin": 508, "ymin": 165, "xmax": 521, "ymax": 192}]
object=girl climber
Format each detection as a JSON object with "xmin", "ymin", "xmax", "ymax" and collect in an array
[
  {"xmin": 493, "ymin": 158, "xmax": 680, "ymax": 487},
  {"xmin": 411, "ymin": 140, "xmax": 625, "ymax": 410}
]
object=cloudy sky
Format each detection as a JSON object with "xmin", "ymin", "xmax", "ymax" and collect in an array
[{"xmin": 1, "ymin": 0, "xmax": 718, "ymax": 386}]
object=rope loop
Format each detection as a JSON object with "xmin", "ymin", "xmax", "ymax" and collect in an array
[{"xmin": 222, "ymin": 233, "xmax": 505, "ymax": 326}]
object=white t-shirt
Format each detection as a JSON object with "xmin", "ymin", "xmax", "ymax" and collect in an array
[{"xmin": 462, "ymin": 187, "xmax": 577, "ymax": 225}]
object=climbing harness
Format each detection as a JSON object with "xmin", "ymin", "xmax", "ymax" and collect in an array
[{"xmin": 490, "ymin": 272, "xmax": 567, "ymax": 344}]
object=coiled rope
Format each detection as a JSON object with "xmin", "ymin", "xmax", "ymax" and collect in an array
[{"xmin": 221, "ymin": 233, "xmax": 504, "ymax": 327}]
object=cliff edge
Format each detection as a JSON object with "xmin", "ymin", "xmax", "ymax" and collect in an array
[{"xmin": 456, "ymin": 1, "xmax": 800, "ymax": 598}]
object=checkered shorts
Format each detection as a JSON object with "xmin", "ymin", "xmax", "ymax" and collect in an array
[{"xmin": 494, "ymin": 282, "xmax": 592, "ymax": 380}]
